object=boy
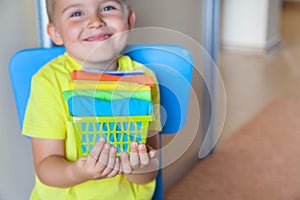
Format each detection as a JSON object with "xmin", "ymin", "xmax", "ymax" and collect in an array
[{"xmin": 22, "ymin": 0, "xmax": 161, "ymax": 199}]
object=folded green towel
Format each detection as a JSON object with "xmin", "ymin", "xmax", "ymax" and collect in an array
[{"xmin": 62, "ymin": 90, "xmax": 152, "ymax": 102}]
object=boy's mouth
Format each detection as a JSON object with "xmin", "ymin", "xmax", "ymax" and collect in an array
[{"xmin": 84, "ymin": 33, "xmax": 113, "ymax": 42}]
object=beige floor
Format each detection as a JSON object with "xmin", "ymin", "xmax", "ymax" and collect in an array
[
  {"xmin": 165, "ymin": 98, "xmax": 300, "ymax": 199},
  {"xmin": 218, "ymin": 2, "xmax": 300, "ymax": 143}
]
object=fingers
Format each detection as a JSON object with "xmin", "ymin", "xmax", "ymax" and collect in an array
[
  {"xmin": 97, "ymin": 143, "xmax": 111, "ymax": 171},
  {"xmin": 130, "ymin": 142, "xmax": 150, "ymax": 168},
  {"xmin": 120, "ymin": 152, "xmax": 132, "ymax": 174},
  {"xmin": 107, "ymin": 157, "xmax": 121, "ymax": 178},
  {"xmin": 148, "ymin": 149, "xmax": 157, "ymax": 159},
  {"xmin": 118, "ymin": 161, "xmax": 123, "ymax": 174},
  {"xmin": 82, "ymin": 139, "xmax": 157, "ymax": 179},
  {"xmin": 101, "ymin": 146, "xmax": 117, "ymax": 176},
  {"xmin": 121, "ymin": 142, "xmax": 155, "ymax": 174},
  {"xmin": 87, "ymin": 138, "xmax": 106, "ymax": 165},
  {"xmin": 129, "ymin": 142, "xmax": 140, "ymax": 169},
  {"xmin": 83, "ymin": 138, "xmax": 121, "ymax": 179},
  {"xmin": 138, "ymin": 144, "xmax": 150, "ymax": 167}
]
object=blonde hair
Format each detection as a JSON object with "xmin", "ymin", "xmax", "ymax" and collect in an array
[{"xmin": 45, "ymin": 0, "xmax": 130, "ymax": 23}]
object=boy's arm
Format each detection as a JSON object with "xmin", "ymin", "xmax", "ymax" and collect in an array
[
  {"xmin": 121, "ymin": 132, "xmax": 160, "ymax": 184},
  {"xmin": 31, "ymin": 137, "xmax": 120, "ymax": 188}
]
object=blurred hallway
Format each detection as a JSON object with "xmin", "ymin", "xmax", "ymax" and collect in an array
[
  {"xmin": 218, "ymin": 2, "xmax": 300, "ymax": 142},
  {"xmin": 165, "ymin": 3, "xmax": 300, "ymax": 199}
]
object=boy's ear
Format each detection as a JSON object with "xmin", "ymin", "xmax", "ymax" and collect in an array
[
  {"xmin": 47, "ymin": 23, "xmax": 63, "ymax": 46},
  {"xmin": 128, "ymin": 10, "xmax": 136, "ymax": 30}
]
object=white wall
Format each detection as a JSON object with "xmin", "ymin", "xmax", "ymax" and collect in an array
[
  {"xmin": 127, "ymin": 0, "xmax": 204, "ymax": 44},
  {"xmin": 221, "ymin": 0, "xmax": 269, "ymax": 48},
  {"xmin": 221, "ymin": 0, "xmax": 282, "ymax": 53},
  {"xmin": 0, "ymin": 0, "xmax": 38, "ymax": 199}
]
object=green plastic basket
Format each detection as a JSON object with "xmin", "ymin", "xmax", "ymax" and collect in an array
[{"xmin": 70, "ymin": 115, "xmax": 152, "ymax": 157}]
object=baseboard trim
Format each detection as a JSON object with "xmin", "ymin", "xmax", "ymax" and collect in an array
[
  {"xmin": 221, "ymin": 36, "xmax": 282, "ymax": 56},
  {"xmin": 266, "ymin": 35, "xmax": 282, "ymax": 55}
]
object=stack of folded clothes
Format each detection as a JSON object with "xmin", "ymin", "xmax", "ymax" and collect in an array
[{"xmin": 63, "ymin": 70, "xmax": 155, "ymax": 156}]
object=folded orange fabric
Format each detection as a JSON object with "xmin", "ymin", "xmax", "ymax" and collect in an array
[{"xmin": 71, "ymin": 70, "xmax": 155, "ymax": 87}]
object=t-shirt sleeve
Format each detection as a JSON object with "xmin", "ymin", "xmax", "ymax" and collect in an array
[{"xmin": 22, "ymin": 73, "xmax": 67, "ymax": 139}]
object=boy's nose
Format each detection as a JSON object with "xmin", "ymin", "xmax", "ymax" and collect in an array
[{"xmin": 88, "ymin": 15, "xmax": 106, "ymax": 29}]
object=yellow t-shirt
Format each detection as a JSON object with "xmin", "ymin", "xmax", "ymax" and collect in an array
[{"xmin": 22, "ymin": 53, "xmax": 161, "ymax": 200}]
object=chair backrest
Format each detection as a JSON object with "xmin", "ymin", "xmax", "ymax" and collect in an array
[
  {"xmin": 9, "ymin": 44, "xmax": 193, "ymax": 133},
  {"xmin": 9, "ymin": 44, "xmax": 193, "ymax": 200}
]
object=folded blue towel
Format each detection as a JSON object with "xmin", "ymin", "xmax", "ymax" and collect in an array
[{"xmin": 68, "ymin": 96, "xmax": 153, "ymax": 117}]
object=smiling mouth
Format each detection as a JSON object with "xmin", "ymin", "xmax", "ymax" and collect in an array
[{"xmin": 84, "ymin": 34, "xmax": 113, "ymax": 42}]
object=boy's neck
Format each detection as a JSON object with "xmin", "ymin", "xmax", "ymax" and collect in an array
[
  {"xmin": 80, "ymin": 59, "xmax": 119, "ymax": 71},
  {"xmin": 66, "ymin": 52, "xmax": 120, "ymax": 71}
]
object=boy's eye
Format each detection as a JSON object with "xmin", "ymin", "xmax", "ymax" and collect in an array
[
  {"xmin": 71, "ymin": 11, "xmax": 84, "ymax": 17},
  {"xmin": 102, "ymin": 6, "xmax": 116, "ymax": 12}
]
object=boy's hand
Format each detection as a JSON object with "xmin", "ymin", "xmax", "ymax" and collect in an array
[
  {"xmin": 120, "ymin": 141, "xmax": 157, "ymax": 174},
  {"xmin": 74, "ymin": 138, "xmax": 120, "ymax": 181}
]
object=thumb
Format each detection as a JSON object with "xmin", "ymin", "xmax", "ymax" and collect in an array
[{"xmin": 149, "ymin": 150, "xmax": 157, "ymax": 159}]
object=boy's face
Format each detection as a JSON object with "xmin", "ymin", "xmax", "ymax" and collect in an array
[{"xmin": 47, "ymin": 0, "xmax": 135, "ymax": 69}]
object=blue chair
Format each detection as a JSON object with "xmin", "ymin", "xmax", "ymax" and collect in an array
[{"xmin": 9, "ymin": 44, "xmax": 193, "ymax": 200}]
